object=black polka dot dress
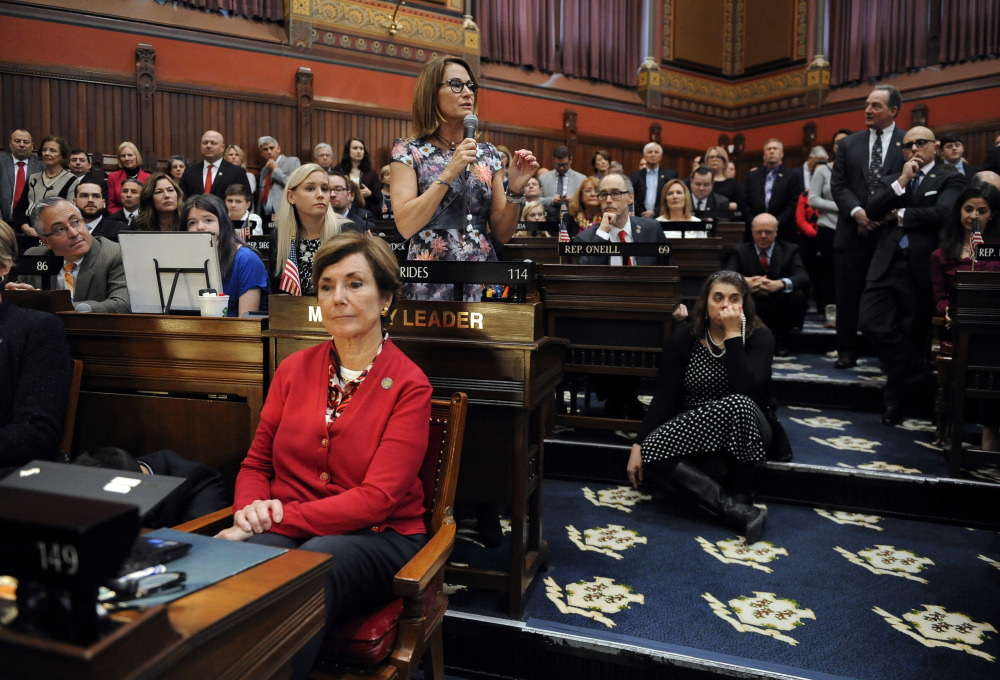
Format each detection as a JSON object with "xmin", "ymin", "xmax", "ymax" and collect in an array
[{"xmin": 641, "ymin": 342, "xmax": 770, "ymax": 465}]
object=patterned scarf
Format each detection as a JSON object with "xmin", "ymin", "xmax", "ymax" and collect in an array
[{"xmin": 326, "ymin": 332, "xmax": 387, "ymax": 425}]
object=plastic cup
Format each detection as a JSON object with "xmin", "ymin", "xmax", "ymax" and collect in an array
[{"xmin": 198, "ymin": 294, "xmax": 230, "ymax": 317}]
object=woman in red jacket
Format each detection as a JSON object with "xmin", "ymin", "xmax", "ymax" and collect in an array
[
  {"xmin": 106, "ymin": 141, "xmax": 151, "ymax": 214},
  {"xmin": 217, "ymin": 231, "xmax": 432, "ymax": 678}
]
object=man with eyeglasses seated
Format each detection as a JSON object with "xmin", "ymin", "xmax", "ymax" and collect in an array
[
  {"xmin": 574, "ymin": 173, "xmax": 673, "ymax": 266},
  {"xmin": 6, "ymin": 196, "xmax": 131, "ymax": 312},
  {"xmin": 861, "ymin": 126, "xmax": 965, "ymax": 426},
  {"xmin": 328, "ymin": 170, "xmax": 373, "ymax": 231}
]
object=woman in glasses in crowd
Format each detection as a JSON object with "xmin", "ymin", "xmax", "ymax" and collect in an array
[
  {"xmin": 390, "ymin": 55, "xmax": 538, "ymax": 302},
  {"xmin": 705, "ymin": 146, "xmax": 741, "ymax": 213}
]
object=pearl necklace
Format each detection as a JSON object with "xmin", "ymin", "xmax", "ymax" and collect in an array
[{"xmin": 705, "ymin": 330, "xmax": 726, "ymax": 357}]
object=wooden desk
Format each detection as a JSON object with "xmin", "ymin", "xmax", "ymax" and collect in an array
[
  {"xmin": 672, "ymin": 236, "xmax": 725, "ymax": 300},
  {"xmin": 539, "ymin": 264, "xmax": 680, "ymax": 429},
  {"xmin": 713, "ymin": 221, "xmax": 744, "ymax": 257},
  {"xmin": 502, "ymin": 236, "xmax": 561, "ymax": 264},
  {"xmin": 265, "ymin": 296, "xmax": 563, "ymax": 619},
  {"xmin": 59, "ymin": 314, "xmax": 267, "ymax": 482},
  {"xmin": 948, "ymin": 271, "xmax": 1000, "ymax": 476},
  {"xmin": 0, "ymin": 549, "xmax": 331, "ymax": 680}
]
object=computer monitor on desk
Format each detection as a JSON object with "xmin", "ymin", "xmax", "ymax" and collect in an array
[{"xmin": 119, "ymin": 232, "xmax": 223, "ymax": 314}]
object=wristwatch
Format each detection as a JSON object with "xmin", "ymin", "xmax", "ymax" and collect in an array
[{"xmin": 505, "ymin": 187, "xmax": 526, "ymax": 204}]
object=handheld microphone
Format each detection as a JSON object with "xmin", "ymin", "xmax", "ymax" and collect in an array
[
  {"xmin": 463, "ymin": 114, "xmax": 478, "ymax": 175},
  {"xmin": 463, "ymin": 113, "xmax": 479, "ymax": 140}
]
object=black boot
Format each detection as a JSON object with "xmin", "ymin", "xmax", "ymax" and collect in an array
[{"xmin": 667, "ymin": 460, "xmax": 766, "ymax": 544}]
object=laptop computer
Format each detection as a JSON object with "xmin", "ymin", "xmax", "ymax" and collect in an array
[{"xmin": 0, "ymin": 460, "xmax": 186, "ymax": 517}]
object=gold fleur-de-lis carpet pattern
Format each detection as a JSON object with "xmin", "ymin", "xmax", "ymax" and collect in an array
[{"xmin": 447, "ymin": 479, "xmax": 1000, "ymax": 679}]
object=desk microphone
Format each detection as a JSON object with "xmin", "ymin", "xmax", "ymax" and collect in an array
[{"xmin": 463, "ymin": 114, "xmax": 478, "ymax": 175}]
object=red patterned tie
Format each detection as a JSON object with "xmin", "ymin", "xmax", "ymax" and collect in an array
[
  {"xmin": 204, "ymin": 163, "xmax": 214, "ymax": 194},
  {"xmin": 260, "ymin": 170, "xmax": 272, "ymax": 208},
  {"xmin": 759, "ymin": 250, "xmax": 769, "ymax": 274},
  {"xmin": 619, "ymin": 230, "xmax": 631, "ymax": 266}
]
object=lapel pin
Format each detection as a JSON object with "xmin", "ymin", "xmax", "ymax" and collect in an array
[
  {"xmin": 635, "ymin": 224, "xmax": 642, "ymax": 234},
  {"xmin": 381, "ymin": 377, "xmax": 393, "ymax": 390}
]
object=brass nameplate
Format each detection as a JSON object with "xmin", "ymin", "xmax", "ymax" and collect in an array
[{"xmin": 267, "ymin": 295, "xmax": 542, "ymax": 343}]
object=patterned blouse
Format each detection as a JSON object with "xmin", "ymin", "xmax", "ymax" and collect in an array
[{"xmin": 390, "ymin": 137, "xmax": 504, "ymax": 301}]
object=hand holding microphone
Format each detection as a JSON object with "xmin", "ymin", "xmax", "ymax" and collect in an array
[{"xmin": 463, "ymin": 113, "xmax": 478, "ymax": 175}]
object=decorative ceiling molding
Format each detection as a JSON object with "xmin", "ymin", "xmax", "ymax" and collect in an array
[{"xmin": 288, "ymin": 0, "xmax": 467, "ymax": 63}]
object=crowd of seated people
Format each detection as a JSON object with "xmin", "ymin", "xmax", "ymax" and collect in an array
[
  {"xmin": 3, "ymin": 68, "xmax": 1000, "ymax": 680},
  {"xmin": 2, "ymin": 81, "xmax": 998, "ymax": 400}
]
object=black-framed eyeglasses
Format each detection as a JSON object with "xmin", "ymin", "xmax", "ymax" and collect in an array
[
  {"xmin": 329, "ymin": 186, "xmax": 349, "ymax": 193},
  {"xmin": 440, "ymin": 78, "xmax": 478, "ymax": 94},
  {"xmin": 41, "ymin": 216, "xmax": 86, "ymax": 238},
  {"xmin": 705, "ymin": 154, "xmax": 725, "ymax": 161},
  {"xmin": 901, "ymin": 139, "xmax": 934, "ymax": 150},
  {"xmin": 597, "ymin": 190, "xmax": 630, "ymax": 200}
]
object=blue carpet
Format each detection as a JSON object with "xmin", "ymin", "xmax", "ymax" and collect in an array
[
  {"xmin": 448, "ymin": 479, "xmax": 1000, "ymax": 679},
  {"xmin": 777, "ymin": 405, "xmax": 950, "ymax": 477}
]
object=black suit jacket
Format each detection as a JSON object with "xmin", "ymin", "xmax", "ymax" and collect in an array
[
  {"xmin": 629, "ymin": 166, "xmax": 679, "ymax": 216},
  {"xmin": 89, "ymin": 215, "xmax": 121, "ymax": 242},
  {"xmin": 830, "ymin": 125, "xmax": 907, "ymax": 249},
  {"xmin": 138, "ymin": 449, "xmax": 231, "ymax": 527},
  {"xmin": 979, "ymin": 146, "xmax": 1000, "ymax": 175},
  {"xmin": 178, "ymin": 159, "xmax": 251, "ymax": 202},
  {"xmin": 574, "ymin": 217, "xmax": 674, "ymax": 266},
  {"xmin": 743, "ymin": 165, "xmax": 804, "ymax": 241},
  {"xmin": 725, "ymin": 239, "xmax": 809, "ymax": 292},
  {"xmin": 0, "ymin": 303, "xmax": 73, "ymax": 478},
  {"xmin": 866, "ymin": 165, "xmax": 966, "ymax": 286}
]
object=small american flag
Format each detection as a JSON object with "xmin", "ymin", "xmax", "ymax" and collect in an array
[
  {"xmin": 558, "ymin": 225, "xmax": 571, "ymax": 243},
  {"xmin": 279, "ymin": 240, "xmax": 302, "ymax": 296}
]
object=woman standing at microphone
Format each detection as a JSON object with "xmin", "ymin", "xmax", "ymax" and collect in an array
[{"xmin": 390, "ymin": 56, "xmax": 538, "ymax": 301}]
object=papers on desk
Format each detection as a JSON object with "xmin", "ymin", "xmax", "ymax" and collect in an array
[
  {"xmin": 663, "ymin": 230, "xmax": 709, "ymax": 239},
  {"xmin": 105, "ymin": 528, "xmax": 286, "ymax": 609}
]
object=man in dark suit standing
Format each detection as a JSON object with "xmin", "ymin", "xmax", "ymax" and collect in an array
[
  {"xmin": 629, "ymin": 142, "xmax": 678, "ymax": 218},
  {"xmin": 862, "ymin": 126, "xmax": 965, "ymax": 425},
  {"xmin": 725, "ymin": 213, "xmax": 809, "ymax": 356},
  {"xmin": 743, "ymin": 138, "xmax": 803, "ymax": 242},
  {"xmin": 178, "ymin": 130, "xmax": 251, "ymax": 202},
  {"xmin": 979, "ymin": 144, "xmax": 1000, "ymax": 176},
  {"xmin": 938, "ymin": 133, "xmax": 976, "ymax": 182},
  {"xmin": 689, "ymin": 166, "xmax": 730, "ymax": 218},
  {"xmin": 0, "ymin": 129, "xmax": 43, "ymax": 223},
  {"xmin": 73, "ymin": 181, "xmax": 120, "ymax": 242},
  {"xmin": 575, "ymin": 174, "xmax": 672, "ymax": 266},
  {"xmin": 830, "ymin": 85, "xmax": 907, "ymax": 369}
]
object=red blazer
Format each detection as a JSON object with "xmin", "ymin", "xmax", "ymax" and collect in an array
[
  {"xmin": 235, "ymin": 337, "xmax": 432, "ymax": 539},
  {"xmin": 106, "ymin": 168, "xmax": 151, "ymax": 213}
]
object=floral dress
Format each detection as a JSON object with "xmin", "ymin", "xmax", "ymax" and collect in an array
[{"xmin": 390, "ymin": 138, "xmax": 503, "ymax": 301}]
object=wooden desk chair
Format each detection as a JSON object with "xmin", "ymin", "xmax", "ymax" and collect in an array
[
  {"xmin": 175, "ymin": 392, "xmax": 468, "ymax": 680},
  {"xmin": 947, "ymin": 272, "xmax": 1000, "ymax": 477},
  {"xmin": 60, "ymin": 359, "xmax": 83, "ymax": 461}
]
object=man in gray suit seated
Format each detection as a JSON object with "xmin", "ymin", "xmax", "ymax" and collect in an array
[
  {"xmin": 7, "ymin": 197, "xmax": 131, "ymax": 313},
  {"xmin": 256, "ymin": 136, "xmax": 301, "ymax": 218}
]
